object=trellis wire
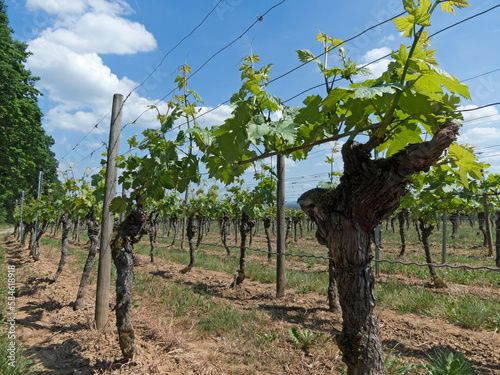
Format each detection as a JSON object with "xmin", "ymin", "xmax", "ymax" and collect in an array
[{"xmin": 153, "ymin": 235, "xmax": 500, "ymax": 272}]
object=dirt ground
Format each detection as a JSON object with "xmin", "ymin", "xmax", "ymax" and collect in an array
[{"xmin": 2, "ymin": 233, "xmax": 500, "ymax": 374}]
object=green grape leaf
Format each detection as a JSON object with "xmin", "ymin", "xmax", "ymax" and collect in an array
[
  {"xmin": 295, "ymin": 95, "xmax": 323, "ymax": 124},
  {"xmin": 322, "ymin": 87, "xmax": 351, "ymax": 112},
  {"xmin": 296, "ymin": 49, "xmax": 321, "ymax": 65},
  {"xmin": 161, "ymin": 115, "xmax": 175, "ymax": 133},
  {"xmin": 447, "ymin": 143, "xmax": 483, "ymax": 188},
  {"xmin": 110, "ymin": 196, "xmax": 129, "ymax": 213},
  {"xmin": 271, "ymin": 118, "xmax": 298, "ymax": 145},
  {"xmin": 441, "ymin": 0, "xmax": 470, "ymax": 14},
  {"xmin": 353, "ymin": 82, "xmax": 402, "ymax": 99},
  {"xmin": 248, "ymin": 123, "xmax": 271, "ymax": 144},
  {"xmin": 382, "ymin": 125, "xmax": 422, "ymax": 157}
]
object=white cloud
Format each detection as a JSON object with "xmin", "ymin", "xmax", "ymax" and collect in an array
[
  {"xmin": 44, "ymin": 104, "xmax": 106, "ymax": 132},
  {"xmin": 39, "ymin": 13, "xmax": 156, "ymax": 55},
  {"xmin": 378, "ymin": 34, "xmax": 395, "ymax": 46},
  {"xmin": 458, "ymin": 127, "xmax": 500, "ymax": 145},
  {"xmin": 24, "ymin": 0, "xmax": 157, "ymax": 140},
  {"xmin": 28, "ymin": 39, "xmax": 137, "ymax": 109},
  {"xmin": 457, "ymin": 105, "xmax": 500, "ymax": 148},
  {"xmin": 195, "ymin": 105, "xmax": 232, "ymax": 128},
  {"xmin": 26, "ymin": 0, "xmax": 132, "ymax": 17},
  {"xmin": 459, "ymin": 104, "xmax": 500, "ymax": 126},
  {"xmin": 26, "ymin": 0, "xmax": 88, "ymax": 15},
  {"xmin": 358, "ymin": 46, "xmax": 392, "ymax": 79},
  {"xmin": 363, "ymin": 47, "xmax": 392, "ymax": 62}
]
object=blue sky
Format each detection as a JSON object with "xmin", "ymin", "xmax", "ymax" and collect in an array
[{"xmin": 4, "ymin": 0, "xmax": 500, "ymax": 201}]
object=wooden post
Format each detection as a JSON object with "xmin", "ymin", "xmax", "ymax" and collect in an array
[
  {"xmin": 482, "ymin": 193, "xmax": 494, "ymax": 256},
  {"xmin": 181, "ymin": 186, "xmax": 189, "ymax": 249},
  {"xmin": 95, "ymin": 94, "xmax": 123, "ymax": 330},
  {"xmin": 32, "ymin": 171, "xmax": 43, "ymax": 259},
  {"xmin": 374, "ymin": 149, "xmax": 380, "ymax": 276},
  {"xmin": 276, "ymin": 154, "xmax": 286, "ymax": 298},
  {"xmin": 19, "ymin": 191, "xmax": 24, "ymax": 244},
  {"xmin": 442, "ymin": 211, "xmax": 447, "ymax": 263},
  {"xmin": 495, "ymin": 210, "xmax": 500, "ymax": 267}
]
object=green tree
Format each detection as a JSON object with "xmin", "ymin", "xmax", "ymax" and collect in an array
[{"xmin": 0, "ymin": 0, "xmax": 59, "ymax": 223}]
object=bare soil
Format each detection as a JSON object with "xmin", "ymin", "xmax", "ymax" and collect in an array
[{"xmin": 2, "ymin": 233, "xmax": 500, "ymax": 374}]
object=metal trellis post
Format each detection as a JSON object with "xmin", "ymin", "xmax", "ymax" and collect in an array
[{"xmin": 32, "ymin": 171, "xmax": 43, "ymax": 259}]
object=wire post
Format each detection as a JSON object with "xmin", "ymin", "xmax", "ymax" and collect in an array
[
  {"xmin": 374, "ymin": 149, "xmax": 380, "ymax": 276},
  {"xmin": 19, "ymin": 191, "xmax": 24, "ymax": 245},
  {"xmin": 442, "ymin": 211, "xmax": 447, "ymax": 264},
  {"xmin": 482, "ymin": 192, "xmax": 494, "ymax": 256},
  {"xmin": 96, "ymin": 93, "xmax": 123, "ymax": 330},
  {"xmin": 181, "ymin": 186, "xmax": 189, "ymax": 250},
  {"xmin": 32, "ymin": 171, "xmax": 43, "ymax": 259},
  {"xmin": 276, "ymin": 154, "xmax": 286, "ymax": 298}
]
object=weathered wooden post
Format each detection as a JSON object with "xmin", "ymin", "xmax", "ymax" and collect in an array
[
  {"xmin": 276, "ymin": 154, "xmax": 286, "ymax": 298},
  {"xmin": 95, "ymin": 93, "xmax": 123, "ymax": 330}
]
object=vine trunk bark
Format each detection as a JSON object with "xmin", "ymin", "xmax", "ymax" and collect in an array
[
  {"xmin": 170, "ymin": 215, "xmax": 178, "ymax": 246},
  {"xmin": 418, "ymin": 218, "xmax": 447, "ymax": 288},
  {"xmin": 111, "ymin": 205, "xmax": 149, "ymax": 359},
  {"xmin": 235, "ymin": 211, "xmax": 254, "ymax": 285},
  {"xmin": 263, "ymin": 215, "xmax": 273, "ymax": 261},
  {"xmin": 328, "ymin": 258, "xmax": 339, "ymax": 312},
  {"xmin": 53, "ymin": 213, "xmax": 72, "ymax": 283},
  {"xmin": 478, "ymin": 212, "xmax": 488, "ymax": 247},
  {"xmin": 181, "ymin": 212, "xmax": 198, "ymax": 273},
  {"xmin": 221, "ymin": 213, "xmax": 231, "ymax": 255},
  {"xmin": 74, "ymin": 217, "xmax": 100, "ymax": 310},
  {"xmin": 397, "ymin": 210, "xmax": 407, "ymax": 257},
  {"xmin": 495, "ymin": 211, "xmax": 500, "ymax": 268},
  {"xmin": 449, "ymin": 211, "xmax": 459, "ymax": 240},
  {"xmin": 298, "ymin": 122, "xmax": 459, "ymax": 374}
]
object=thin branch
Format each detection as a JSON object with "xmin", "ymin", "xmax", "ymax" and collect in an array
[{"xmin": 234, "ymin": 122, "xmax": 381, "ymax": 166}]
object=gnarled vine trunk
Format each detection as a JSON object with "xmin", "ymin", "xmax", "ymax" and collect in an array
[
  {"xmin": 284, "ymin": 216, "xmax": 291, "ymax": 248},
  {"xmin": 196, "ymin": 216, "xmax": 205, "ymax": 249},
  {"xmin": 449, "ymin": 211, "xmax": 459, "ymax": 240},
  {"xmin": 32, "ymin": 220, "xmax": 48, "ymax": 261},
  {"xmin": 235, "ymin": 211, "xmax": 254, "ymax": 285},
  {"xmin": 148, "ymin": 212, "xmax": 159, "ymax": 263},
  {"xmin": 74, "ymin": 217, "xmax": 100, "ymax": 310},
  {"xmin": 170, "ymin": 215, "xmax": 178, "ymax": 246},
  {"xmin": 25, "ymin": 223, "xmax": 34, "ymax": 250},
  {"xmin": 263, "ymin": 215, "xmax": 273, "ymax": 261},
  {"xmin": 495, "ymin": 210, "xmax": 500, "ymax": 268},
  {"xmin": 478, "ymin": 212, "xmax": 488, "ymax": 247},
  {"xmin": 181, "ymin": 212, "xmax": 198, "ymax": 273},
  {"xmin": 298, "ymin": 123, "xmax": 459, "ymax": 374},
  {"xmin": 327, "ymin": 258, "xmax": 339, "ymax": 312},
  {"xmin": 220, "ymin": 213, "xmax": 231, "ymax": 255},
  {"xmin": 293, "ymin": 216, "xmax": 299, "ymax": 243},
  {"xmin": 111, "ymin": 205, "xmax": 149, "ymax": 359},
  {"xmin": 397, "ymin": 210, "xmax": 407, "ymax": 257},
  {"xmin": 414, "ymin": 220, "xmax": 421, "ymax": 242},
  {"xmin": 418, "ymin": 218, "xmax": 447, "ymax": 288},
  {"xmin": 53, "ymin": 213, "xmax": 72, "ymax": 283}
]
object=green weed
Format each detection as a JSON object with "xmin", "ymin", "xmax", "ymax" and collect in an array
[
  {"xmin": 288, "ymin": 327, "xmax": 327, "ymax": 352},
  {"xmin": 421, "ymin": 349, "xmax": 478, "ymax": 375}
]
